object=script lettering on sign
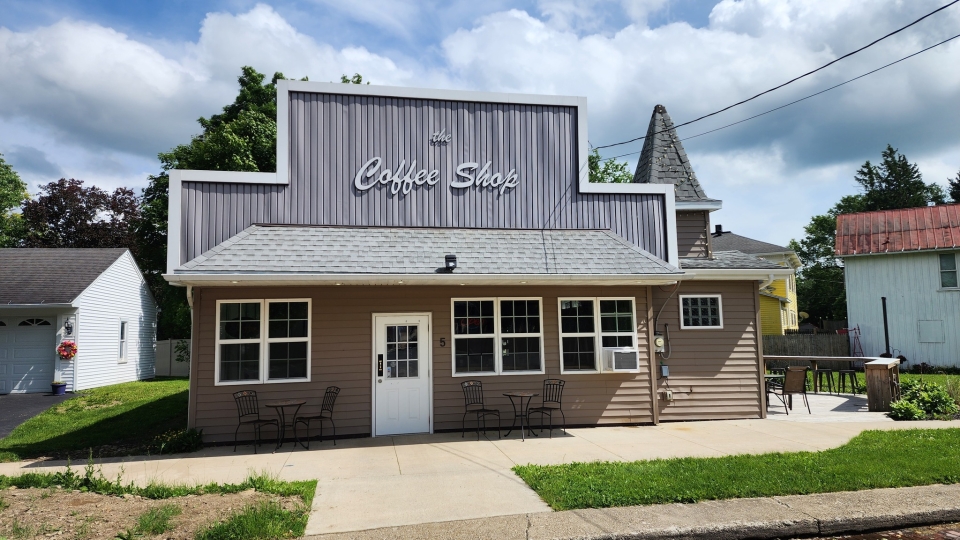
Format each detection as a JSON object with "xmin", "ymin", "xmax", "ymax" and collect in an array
[{"xmin": 353, "ymin": 157, "xmax": 519, "ymax": 196}]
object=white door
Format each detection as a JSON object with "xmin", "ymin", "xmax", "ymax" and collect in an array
[
  {"xmin": 0, "ymin": 319, "xmax": 57, "ymax": 394},
  {"xmin": 373, "ymin": 314, "xmax": 431, "ymax": 436}
]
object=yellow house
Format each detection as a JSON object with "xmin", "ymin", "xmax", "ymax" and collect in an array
[{"xmin": 711, "ymin": 227, "xmax": 801, "ymax": 335}]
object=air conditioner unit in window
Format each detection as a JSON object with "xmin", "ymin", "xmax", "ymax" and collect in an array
[{"xmin": 601, "ymin": 347, "xmax": 640, "ymax": 373}]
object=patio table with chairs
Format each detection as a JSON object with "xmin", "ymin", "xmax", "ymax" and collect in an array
[
  {"xmin": 232, "ymin": 386, "xmax": 341, "ymax": 453},
  {"xmin": 461, "ymin": 379, "xmax": 567, "ymax": 441},
  {"xmin": 765, "ymin": 356, "xmax": 866, "ymax": 394}
]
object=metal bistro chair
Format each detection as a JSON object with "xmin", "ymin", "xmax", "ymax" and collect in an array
[
  {"xmin": 232, "ymin": 390, "xmax": 279, "ymax": 453},
  {"xmin": 461, "ymin": 380, "xmax": 501, "ymax": 440},
  {"xmin": 770, "ymin": 367, "xmax": 811, "ymax": 415},
  {"xmin": 295, "ymin": 386, "xmax": 340, "ymax": 448},
  {"xmin": 527, "ymin": 379, "xmax": 566, "ymax": 438}
]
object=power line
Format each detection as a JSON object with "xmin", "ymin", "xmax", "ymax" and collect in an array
[
  {"xmin": 594, "ymin": 0, "xmax": 960, "ymax": 151},
  {"xmin": 600, "ymin": 32, "xmax": 960, "ymax": 163}
]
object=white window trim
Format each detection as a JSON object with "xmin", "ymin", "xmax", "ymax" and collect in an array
[
  {"xmin": 451, "ymin": 297, "xmax": 545, "ymax": 377},
  {"xmin": 679, "ymin": 294, "xmax": 724, "ymax": 330},
  {"xmin": 118, "ymin": 320, "xmax": 128, "ymax": 364},
  {"xmin": 558, "ymin": 297, "xmax": 638, "ymax": 375},
  {"xmin": 939, "ymin": 253, "xmax": 959, "ymax": 290},
  {"xmin": 214, "ymin": 298, "xmax": 312, "ymax": 386}
]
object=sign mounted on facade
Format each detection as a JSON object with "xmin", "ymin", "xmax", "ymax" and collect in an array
[{"xmin": 353, "ymin": 129, "xmax": 520, "ymax": 196}]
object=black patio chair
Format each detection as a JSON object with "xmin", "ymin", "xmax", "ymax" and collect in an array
[
  {"xmin": 769, "ymin": 366, "xmax": 811, "ymax": 415},
  {"xmin": 232, "ymin": 390, "xmax": 278, "ymax": 453},
  {"xmin": 461, "ymin": 380, "xmax": 500, "ymax": 440},
  {"xmin": 295, "ymin": 386, "xmax": 340, "ymax": 448},
  {"xmin": 527, "ymin": 379, "xmax": 566, "ymax": 438}
]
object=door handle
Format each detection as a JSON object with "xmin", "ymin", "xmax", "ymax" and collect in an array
[{"xmin": 377, "ymin": 379, "xmax": 382, "ymax": 383}]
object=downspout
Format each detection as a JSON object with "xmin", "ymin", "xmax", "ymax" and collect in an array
[{"xmin": 759, "ymin": 273, "xmax": 776, "ymax": 289}]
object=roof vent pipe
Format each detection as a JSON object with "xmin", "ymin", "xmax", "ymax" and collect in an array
[{"xmin": 715, "ymin": 224, "xmax": 723, "ymax": 235}]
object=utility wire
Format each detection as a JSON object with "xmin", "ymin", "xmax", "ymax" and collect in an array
[
  {"xmin": 600, "ymin": 32, "xmax": 960, "ymax": 163},
  {"xmin": 594, "ymin": 0, "xmax": 960, "ymax": 151}
]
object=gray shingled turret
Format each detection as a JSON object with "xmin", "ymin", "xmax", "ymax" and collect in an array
[{"xmin": 632, "ymin": 104, "xmax": 711, "ymax": 202}]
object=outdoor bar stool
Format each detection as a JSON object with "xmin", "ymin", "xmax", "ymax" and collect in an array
[
  {"xmin": 527, "ymin": 379, "xmax": 566, "ymax": 438},
  {"xmin": 232, "ymin": 390, "xmax": 279, "ymax": 454},
  {"xmin": 837, "ymin": 369, "xmax": 859, "ymax": 394},
  {"xmin": 295, "ymin": 386, "xmax": 340, "ymax": 448},
  {"xmin": 814, "ymin": 367, "xmax": 837, "ymax": 394},
  {"xmin": 460, "ymin": 380, "xmax": 501, "ymax": 440}
]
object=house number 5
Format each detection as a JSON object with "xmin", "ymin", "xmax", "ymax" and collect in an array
[{"xmin": 439, "ymin": 338, "xmax": 446, "ymax": 347}]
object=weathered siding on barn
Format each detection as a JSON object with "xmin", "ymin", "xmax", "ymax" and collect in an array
[
  {"xmin": 188, "ymin": 285, "xmax": 654, "ymax": 442},
  {"xmin": 178, "ymin": 92, "xmax": 668, "ymax": 265},
  {"xmin": 73, "ymin": 252, "xmax": 157, "ymax": 390},
  {"xmin": 677, "ymin": 211, "xmax": 710, "ymax": 258},
  {"xmin": 845, "ymin": 251, "xmax": 960, "ymax": 367},
  {"xmin": 652, "ymin": 281, "xmax": 763, "ymax": 421}
]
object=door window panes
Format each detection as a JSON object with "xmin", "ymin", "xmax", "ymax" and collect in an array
[
  {"xmin": 940, "ymin": 254, "xmax": 958, "ymax": 288},
  {"xmin": 386, "ymin": 325, "xmax": 419, "ymax": 378}
]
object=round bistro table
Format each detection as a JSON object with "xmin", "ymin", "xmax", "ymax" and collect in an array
[
  {"xmin": 502, "ymin": 392, "xmax": 539, "ymax": 442},
  {"xmin": 263, "ymin": 399, "xmax": 306, "ymax": 452}
]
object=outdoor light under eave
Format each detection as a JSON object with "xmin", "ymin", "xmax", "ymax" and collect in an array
[
  {"xmin": 445, "ymin": 254, "xmax": 458, "ymax": 272},
  {"xmin": 64, "ymin": 319, "xmax": 73, "ymax": 336}
]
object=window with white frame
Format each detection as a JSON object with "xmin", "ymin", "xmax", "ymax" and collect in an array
[
  {"xmin": 559, "ymin": 298, "xmax": 636, "ymax": 373},
  {"xmin": 118, "ymin": 321, "xmax": 128, "ymax": 363},
  {"xmin": 679, "ymin": 295, "xmax": 723, "ymax": 329},
  {"xmin": 452, "ymin": 298, "xmax": 543, "ymax": 376},
  {"xmin": 940, "ymin": 253, "xmax": 958, "ymax": 289},
  {"xmin": 216, "ymin": 299, "xmax": 310, "ymax": 384}
]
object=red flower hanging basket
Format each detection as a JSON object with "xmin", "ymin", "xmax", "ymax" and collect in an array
[{"xmin": 57, "ymin": 340, "xmax": 78, "ymax": 360}]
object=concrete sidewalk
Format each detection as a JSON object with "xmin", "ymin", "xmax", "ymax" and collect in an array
[
  {"xmin": 1, "ymin": 397, "xmax": 958, "ymax": 535},
  {"xmin": 305, "ymin": 483, "xmax": 960, "ymax": 540}
]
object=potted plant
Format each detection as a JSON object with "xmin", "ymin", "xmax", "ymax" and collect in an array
[{"xmin": 51, "ymin": 380, "xmax": 67, "ymax": 395}]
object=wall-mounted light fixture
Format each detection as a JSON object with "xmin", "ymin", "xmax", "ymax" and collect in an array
[
  {"xmin": 64, "ymin": 318, "xmax": 74, "ymax": 336},
  {"xmin": 444, "ymin": 254, "xmax": 458, "ymax": 272}
]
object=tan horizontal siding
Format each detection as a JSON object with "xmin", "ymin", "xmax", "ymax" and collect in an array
[
  {"xmin": 190, "ymin": 285, "xmax": 655, "ymax": 442},
  {"xmin": 653, "ymin": 281, "xmax": 763, "ymax": 422},
  {"xmin": 677, "ymin": 211, "xmax": 710, "ymax": 259}
]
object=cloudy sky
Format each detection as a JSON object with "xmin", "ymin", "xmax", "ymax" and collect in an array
[{"xmin": 1, "ymin": 0, "xmax": 958, "ymax": 246}]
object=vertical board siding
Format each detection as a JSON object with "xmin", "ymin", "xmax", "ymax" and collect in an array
[
  {"xmin": 677, "ymin": 211, "xmax": 710, "ymax": 259},
  {"xmin": 652, "ymin": 281, "xmax": 763, "ymax": 421},
  {"xmin": 180, "ymin": 93, "xmax": 667, "ymax": 264},
  {"xmin": 73, "ymin": 252, "xmax": 158, "ymax": 390},
  {"xmin": 845, "ymin": 252, "xmax": 960, "ymax": 367},
  {"xmin": 190, "ymin": 285, "xmax": 653, "ymax": 443}
]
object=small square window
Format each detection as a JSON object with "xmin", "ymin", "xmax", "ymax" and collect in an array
[
  {"xmin": 680, "ymin": 296, "xmax": 723, "ymax": 328},
  {"xmin": 940, "ymin": 254, "xmax": 958, "ymax": 289}
]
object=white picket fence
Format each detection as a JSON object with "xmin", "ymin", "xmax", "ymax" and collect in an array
[{"xmin": 155, "ymin": 339, "xmax": 191, "ymax": 377}]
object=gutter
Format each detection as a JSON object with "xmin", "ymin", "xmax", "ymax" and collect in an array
[{"xmin": 163, "ymin": 272, "xmax": 685, "ymax": 287}]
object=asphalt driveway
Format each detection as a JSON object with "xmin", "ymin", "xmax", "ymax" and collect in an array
[{"xmin": 0, "ymin": 393, "xmax": 74, "ymax": 439}]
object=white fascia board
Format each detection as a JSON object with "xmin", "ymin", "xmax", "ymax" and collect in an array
[
  {"xmin": 676, "ymin": 200, "xmax": 723, "ymax": 212},
  {"xmin": 164, "ymin": 272, "xmax": 684, "ymax": 287},
  {"xmin": 682, "ymin": 268, "xmax": 794, "ymax": 281},
  {"xmin": 178, "ymin": 170, "xmax": 282, "ymax": 184}
]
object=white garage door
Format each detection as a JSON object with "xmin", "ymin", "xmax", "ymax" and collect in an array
[{"xmin": 0, "ymin": 318, "xmax": 57, "ymax": 394}]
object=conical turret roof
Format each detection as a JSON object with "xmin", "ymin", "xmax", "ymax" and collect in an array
[{"xmin": 633, "ymin": 104, "xmax": 713, "ymax": 202}]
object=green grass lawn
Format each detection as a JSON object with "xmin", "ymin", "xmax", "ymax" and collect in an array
[
  {"xmin": 513, "ymin": 428, "xmax": 960, "ymax": 511},
  {"xmin": 0, "ymin": 378, "xmax": 189, "ymax": 462}
]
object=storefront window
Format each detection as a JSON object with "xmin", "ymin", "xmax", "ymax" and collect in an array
[
  {"xmin": 216, "ymin": 299, "xmax": 311, "ymax": 385},
  {"xmin": 452, "ymin": 298, "xmax": 543, "ymax": 376},
  {"xmin": 559, "ymin": 298, "xmax": 636, "ymax": 373}
]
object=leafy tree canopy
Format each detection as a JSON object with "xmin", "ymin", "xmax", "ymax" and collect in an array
[
  {"xmin": 791, "ymin": 145, "xmax": 947, "ymax": 324},
  {"xmin": 588, "ymin": 148, "xmax": 633, "ymax": 183},
  {"xmin": 948, "ymin": 169, "xmax": 960, "ymax": 203},
  {"xmin": 0, "ymin": 153, "xmax": 29, "ymax": 247},
  {"xmin": 21, "ymin": 178, "xmax": 140, "ymax": 251}
]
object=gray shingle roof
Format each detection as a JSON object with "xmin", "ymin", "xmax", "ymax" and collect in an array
[
  {"xmin": 0, "ymin": 248, "xmax": 127, "ymax": 304},
  {"xmin": 177, "ymin": 225, "xmax": 682, "ymax": 276},
  {"xmin": 679, "ymin": 250, "xmax": 785, "ymax": 270},
  {"xmin": 633, "ymin": 104, "xmax": 716, "ymax": 203},
  {"xmin": 711, "ymin": 232, "xmax": 791, "ymax": 255}
]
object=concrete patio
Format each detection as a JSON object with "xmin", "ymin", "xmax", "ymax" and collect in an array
[{"xmin": 1, "ymin": 394, "xmax": 957, "ymax": 535}]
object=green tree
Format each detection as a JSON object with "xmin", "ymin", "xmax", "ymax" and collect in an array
[
  {"xmin": 948, "ymin": 169, "xmax": 960, "ymax": 203},
  {"xmin": 141, "ymin": 66, "xmax": 298, "ymax": 339},
  {"xmin": 588, "ymin": 148, "xmax": 633, "ymax": 183},
  {"xmin": 0, "ymin": 153, "xmax": 29, "ymax": 247},
  {"xmin": 791, "ymin": 145, "xmax": 945, "ymax": 325}
]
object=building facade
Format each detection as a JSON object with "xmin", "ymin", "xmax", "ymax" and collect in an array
[
  {"xmin": 837, "ymin": 205, "xmax": 960, "ymax": 367},
  {"xmin": 165, "ymin": 82, "xmax": 789, "ymax": 442}
]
